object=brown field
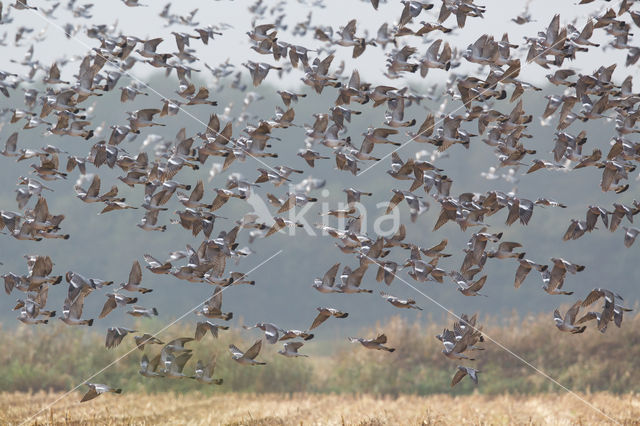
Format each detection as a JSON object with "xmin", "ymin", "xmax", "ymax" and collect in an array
[{"xmin": 2, "ymin": 392, "xmax": 639, "ymax": 425}]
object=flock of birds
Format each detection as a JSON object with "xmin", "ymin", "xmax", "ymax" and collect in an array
[{"xmin": 0, "ymin": 0, "xmax": 638, "ymax": 402}]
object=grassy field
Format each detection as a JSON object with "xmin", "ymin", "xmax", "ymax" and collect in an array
[{"xmin": 3, "ymin": 391, "xmax": 640, "ymax": 425}]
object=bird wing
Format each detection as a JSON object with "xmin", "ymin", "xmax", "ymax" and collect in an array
[
  {"xmin": 172, "ymin": 352, "xmax": 192, "ymax": 373},
  {"xmin": 207, "ymin": 286, "xmax": 223, "ymax": 311},
  {"xmin": 137, "ymin": 109, "xmax": 161, "ymax": 122},
  {"xmin": 498, "ymin": 242, "xmax": 522, "ymax": 252},
  {"xmin": 87, "ymin": 174, "xmax": 101, "ymax": 197},
  {"xmin": 582, "ymin": 288, "xmax": 604, "ymax": 307},
  {"xmin": 143, "ymin": 254, "xmax": 161, "ymax": 268},
  {"xmin": 229, "ymin": 344, "xmax": 244, "ymax": 358},
  {"xmin": 391, "ymin": 98, "xmax": 405, "ymax": 121},
  {"xmin": 167, "ymin": 337, "xmax": 194, "ymax": 348},
  {"xmin": 263, "ymin": 323, "xmax": 280, "ymax": 344},
  {"xmin": 467, "ymin": 368, "xmax": 479, "ymax": 384},
  {"xmin": 514, "ymin": 263, "xmax": 531, "ymax": 288},
  {"xmin": 278, "ymin": 194, "xmax": 297, "ymax": 213},
  {"xmin": 548, "ymin": 265, "xmax": 566, "ymax": 290},
  {"xmin": 576, "ymin": 311, "xmax": 598, "ymax": 325},
  {"xmin": 285, "ymin": 342, "xmax": 304, "ymax": 351},
  {"xmin": 469, "ymin": 275, "xmax": 487, "ymax": 292},
  {"xmin": 373, "ymin": 128, "xmax": 399, "ymax": 138},
  {"xmin": 586, "ymin": 209, "xmax": 598, "ymax": 230},
  {"xmin": 5, "ymin": 132, "xmax": 18, "ymax": 153},
  {"xmin": 386, "ymin": 191, "xmax": 405, "ymax": 213},
  {"xmin": 80, "ymin": 386, "xmax": 99, "ymax": 402},
  {"xmin": 140, "ymin": 354, "xmax": 149, "ymax": 371},
  {"xmin": 323, "ymin": 262, "xmax": 341, "ymax": 287},
  {"xmin": 451, "ymin": 368, "xmax": 467, "ymax": 387},
  {"xmin": 205, "ymin": 355, "xmax": 217, "ymax": 376},
  {"xmin": 309, "ymin": 310, "xmax": 330, "ymax": 330},
  {"xmin": 566, "ymin": 299, "xmax": 582, "ymax": 324},
  {"xmin": 99, "ymin": 295, "xmax": 117, "ymax": 319},
  {"xmin": 195, "ymin": 322, "xmax": 210, "ymax": 341},
  {"xmin": 417, "ymin": 114, "xmax": 435, "ymax": 136},
  {"xmin": 69, "ymin": 293, "xmax": 86, "ymax": 319},
  {"xmin": 148, "ymin": 353, "xmax": 162, "ymax": 372},
  {"xmin": 553, "ymin": 309, "xmax": 563, "ymax": 323},
  {"xmin": 347, "ymin": 264, "xmax": 368, "ymax": 287},
  {"xmin": 189, "ymin": 180, "xmax": 204, "ymax": 202},
  {"xmin": 372, "ymin": 333, "xmax": 387, "ymax": 344},
  {"xmin": 210, "ymin": 193, "xmax": 228, "ymax": 211},
  {"xmin": 128, "ymin": 261, "xmax": 142, "ymax": 285},
  {"xmin": 105, "ymin": 328, "xmax": 117, "ymax": 348},
  {"xmin": 244, "ymin": 339, "xmax": 263, "ymax": 360}
]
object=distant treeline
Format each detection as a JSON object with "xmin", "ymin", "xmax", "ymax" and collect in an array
[{"xmin": 1, "ymin": 310, "xmax": 638, "ymax": 396}]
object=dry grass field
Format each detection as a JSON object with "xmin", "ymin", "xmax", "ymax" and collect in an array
[{"xmin": 2, "ymin": 391, "xmax": 639, "ymax": 425}]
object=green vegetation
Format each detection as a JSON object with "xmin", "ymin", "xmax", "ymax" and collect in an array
[{"xmin": 1, "ymin": 309, "xmax": 637, "ymax": 396}]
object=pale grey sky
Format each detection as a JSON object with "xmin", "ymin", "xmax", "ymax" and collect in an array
[{"xmin": 0, "ymin": 0, "xmax": 632, "ymax": 90}]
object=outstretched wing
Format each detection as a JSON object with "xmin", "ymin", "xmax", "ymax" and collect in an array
[
  {"xmin": 128, "ymin": 261, "xmax": 142, "ymax": 285},
  {"xmin": 244, "ymin": 339, "xmax": 263, "ymax": 360},
  {"xmin": 309, "ymin": 310, "xmax": 330, "ymax": 331},
  {"xmin": 323, "ymin": 263, "xmax": 341, "ymax": 287},
  {"xmin": 372, "ymin": 333, "xmax": 387, "ymax": 344},
  {"xmin": 451, "ymin": 368, "xmax": 467, "ymax": 387},
  {"xmin": 229, "ymin": 344, "xmax": 244, "ymax": 358}
]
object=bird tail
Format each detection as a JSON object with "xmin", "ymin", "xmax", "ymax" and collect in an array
[
  {"xmin": 152, "ymin": 308, "xmax": 159, "ymax": 316},
  {"xmin": 87, "ymin": 319, "xmax": 94, "ymax": 326}
]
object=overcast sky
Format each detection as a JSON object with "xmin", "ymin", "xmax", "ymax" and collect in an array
[{"xmin": 0, "ymin": 0, "xmax": 632, "ymax": 91}]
